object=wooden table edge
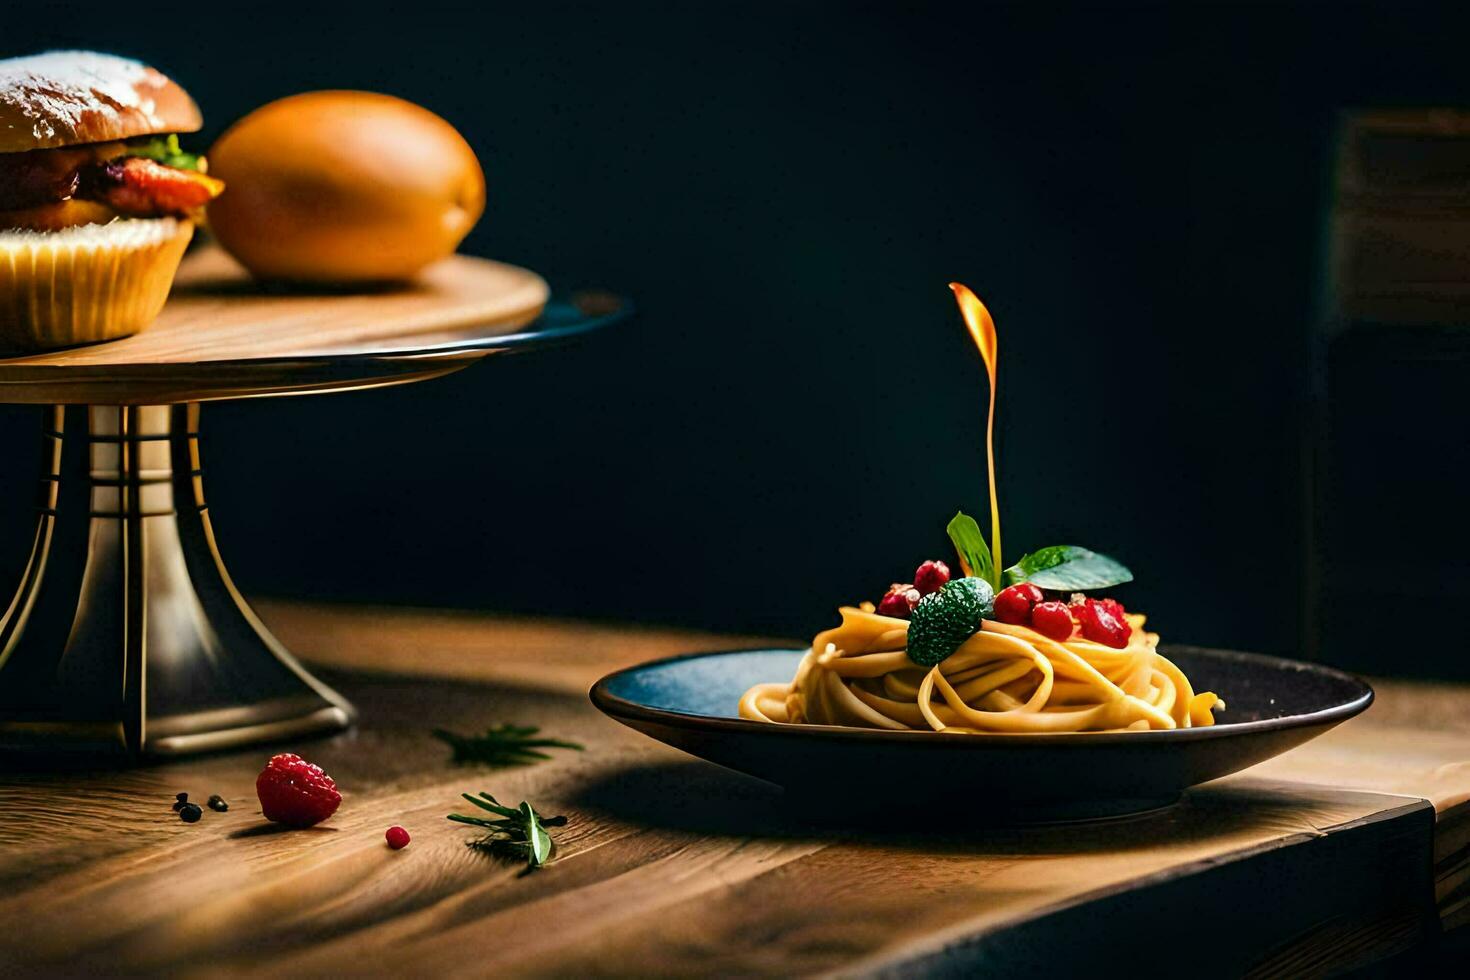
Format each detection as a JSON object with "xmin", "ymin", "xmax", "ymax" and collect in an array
[{"xmin": 841, "ymin": 794, "xmax": 1438, "ymax": 978}]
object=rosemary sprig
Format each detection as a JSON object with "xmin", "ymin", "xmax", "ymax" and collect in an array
[
  {"xmin": 448, "ymin": 792, "xmax": 567, "ymax": 870},
  {"xmin": 433, "ymin": 724, "xmax": 584, "ymax": 767}
]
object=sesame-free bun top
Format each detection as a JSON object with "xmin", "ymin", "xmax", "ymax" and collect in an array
[
  {"xmin": 0, "ymin": 51, "xmax": 202, "ymax": 154},
  {"xmin": 206, "ymin": 91, "xmax": 485, "ymax": 283}
]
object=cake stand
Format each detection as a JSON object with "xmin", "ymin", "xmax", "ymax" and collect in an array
[{"xmin": 0, "ymin": 246, "xmax": 624, "ymax": 760}]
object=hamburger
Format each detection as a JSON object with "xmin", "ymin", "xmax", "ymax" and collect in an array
[{"xmin": 0, "ymin": 51, "xmax": 223, "ymax": 351}]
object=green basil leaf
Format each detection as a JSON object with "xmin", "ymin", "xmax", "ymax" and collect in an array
[
  {"xmin": 1003, "ymin": 546, "xmax": 1133, "ymax": 591},
  {"xmin": 946, "ymin": 511, "xmax": 994, "ymax": 584},
  {"xmin": 520, "ymin": 801, "xmax": 553, "ymax": 867}
]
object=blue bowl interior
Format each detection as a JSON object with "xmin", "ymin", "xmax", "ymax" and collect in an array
[{"xmin": 603, "ymin": 649, "xmax": 802, "ymax": 719}]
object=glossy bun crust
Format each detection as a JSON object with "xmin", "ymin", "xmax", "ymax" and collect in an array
[
  {"xmin": 0, "ymin": 51, "xmax": 202, "ymax": 154},
  {"xmin": 206, "ymin": 91, "xmax": 484, "ymax": 283}
]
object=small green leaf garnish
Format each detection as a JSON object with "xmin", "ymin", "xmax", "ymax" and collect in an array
[
  {"xmin": 907, "ymin": 576, "xmax": 994, "ymax": 666},
  {"xmin": 126, "ymin": 134, "xmax": 203, "ymax": 171},
  {"xmin": 519, "ymin": 801, "xmax": 552, "ymax": 867},
  {"xmin": 448, "ymin": 792, "xmax": 567, "ymax": 870},
  {"xmin": 433, "ymin": 724, "xmax": 584, "ymax": 767},
  {"xmin": 946, "ymin": 511, "xmax": 997, "ymax": 588},
  {"xmin": 1003, "ymin": 546, "xmax": 1133, "ymax": 591}
]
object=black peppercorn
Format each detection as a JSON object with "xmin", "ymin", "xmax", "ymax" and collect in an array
[
  {"xmin": 207, "ymin": 794, "xmax": 229, "ymax": 812},
  {"xmin": 172, "ymin": 792, "xmax": 189, "ymax": 811},
  {"xmin": 179, "ymin": 803, "xmax": 203, "ymax": 823}
]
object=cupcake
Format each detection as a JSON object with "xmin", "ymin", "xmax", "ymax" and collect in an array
[{"xmin": 0, "ymin": 51, "xmax": 224, "ymax": 351}]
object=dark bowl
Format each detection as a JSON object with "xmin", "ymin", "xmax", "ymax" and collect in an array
[{"xmin": 589, "ymin": 646, "xmax": 1374, "ymax": 822}]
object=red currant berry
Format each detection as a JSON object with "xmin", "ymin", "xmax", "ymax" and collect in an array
[
  {"xmin": 913, "ymin": 560, "xmax": 951, "ymax": 596},
  {"xmin": 385, "ymin": 825, "xmax": 410, "ymax": 850},
  {"xmin": 994, "ymin": 583, "xmax": 1044, "ymax": 624},
  {"xmin": 1077, "ymin": 598, "xmax": 1132, "ymax": 648},
  {"xmin": 1029, "ymin": 601, "xmax": 1075, "ymax": 641},
  {"xmin": 877, "ymin": 584, "xmax": 921, "ymax": 618}
]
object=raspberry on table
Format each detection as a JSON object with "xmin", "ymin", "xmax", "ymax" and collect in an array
[{"xmin": 255, "ymin": 753, "xmax": 342, "ymax": 828}]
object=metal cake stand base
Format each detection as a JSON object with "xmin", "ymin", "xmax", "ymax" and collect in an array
[
  {"xmin": 0, "ymin": 248, "xmax": 625, "ymax": 761},
  {"xmin": 0, "ymin": 405, "xmax": 353, "ymax": 758}
]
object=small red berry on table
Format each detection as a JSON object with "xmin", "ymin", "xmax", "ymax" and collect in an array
[
  {"xmin": 255, "ymin": 753, "xmax": 342, "ymax": 828},
  {"xmin": 913, "ymin": 560, "xmax": 951, "ymax": 596},
  {"xmin": 386, "ymin": 825, "xmax": 411, "ymax": 849},
  {"xmin": 994, "ymin": 583, "xmax": 1044, "ymax": 624},
  {"xmin": 1029, "ymin": 601, "xmax": 1075, "ymax": 641}
]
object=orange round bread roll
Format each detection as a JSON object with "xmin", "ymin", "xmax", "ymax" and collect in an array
[{"xmin": 205, "ymin": 91, "xmax": 485, "ymax": 283}]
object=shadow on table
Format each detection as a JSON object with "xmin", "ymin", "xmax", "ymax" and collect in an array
[{"xmin": 567, "ymin": 758, "xmax": 1364, "ymax": 858}]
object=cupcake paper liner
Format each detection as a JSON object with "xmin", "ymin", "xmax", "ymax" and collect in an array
[{"xmin": 0, "ymin": 218, "xmax": 194, "ymax": 352}]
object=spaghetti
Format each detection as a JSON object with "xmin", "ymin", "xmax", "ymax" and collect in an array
[
  {"xmin": 739, "ymin": 606, "xmax": 1223, "ymax": 733},
  {"xmin": 739, "ymin": 282, "xmax": 1224, "ymax": 734}
]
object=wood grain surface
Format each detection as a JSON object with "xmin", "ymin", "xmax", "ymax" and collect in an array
[
  {"xmin": 0, "ymin": 601, "xmax": 1462, "ymax": 978},
  {"xmin": 0, "ymin": 246, "xmax": 549, "ymax": 404}
]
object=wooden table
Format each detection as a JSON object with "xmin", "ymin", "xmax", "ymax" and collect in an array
[{"xmin": 0, "ymin": 602, "xmax": 1465, "ymax": 977}]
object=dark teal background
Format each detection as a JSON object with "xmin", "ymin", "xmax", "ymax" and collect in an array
[{"xmin": 1, "ymin": 3, "xmax": 1465, "ymax": 666}]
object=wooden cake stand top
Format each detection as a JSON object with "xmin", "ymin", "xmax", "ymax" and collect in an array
[{"xmin": 0, "ymin": 246, "xmax": 552, "ymax": 404}]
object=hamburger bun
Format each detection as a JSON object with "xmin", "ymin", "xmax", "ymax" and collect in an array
[
  {"xmin": 0, "ymin": 51, "xmax": 201, "ymax": 153},
  {"xmin": 205, "ymin": 91, "xmax": 485, "ymax": 283}
]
